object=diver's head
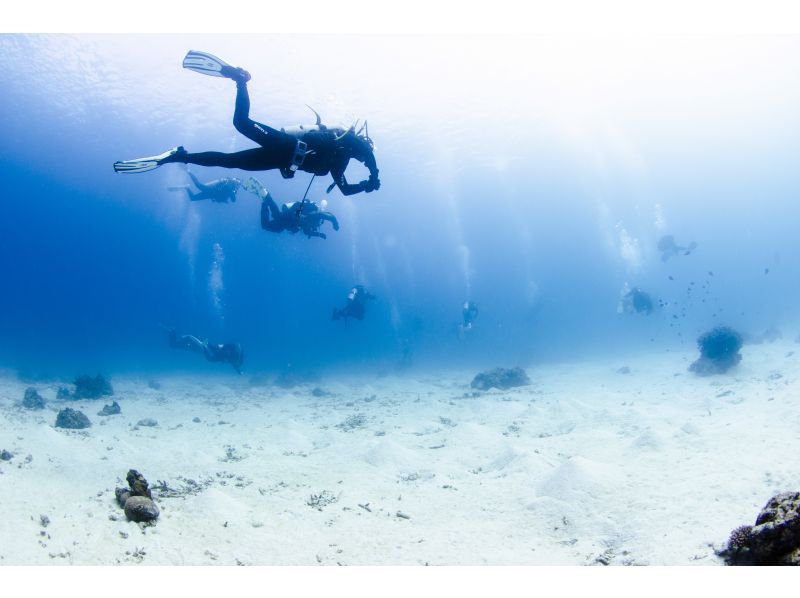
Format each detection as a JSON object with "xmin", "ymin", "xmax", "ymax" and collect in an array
[
  {"xmin": 358, "ymin": 120, "xmax": 374, "ymax": 151},
  {"xmin": 336, "ymin": 121, "xmax": 375, "ymax": 156},
  {"xmin": 354, "ymin": 130, "xmax": 375, "ymax": 156},
  {"xmin": 358, "ymin": 132, "xmax": 374, "ymax": 152}
]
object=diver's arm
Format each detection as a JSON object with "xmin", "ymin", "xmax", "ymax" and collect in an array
[
  {"xmin": 349, "ymin": 140, "xmax": 381, "ymax": 191},
  {"xmin": 330, "ymin": 162, "xmax": 367, "ymax": 196},
  {"xmin": 318, "ymin": 212, "xmax": 340, "ymax": 231},
  {"xmin": 361, "ymin": 151, "xmax": 380, "ymax": 185},
  {"xmin": 346, "ymin": 155, "xmax": 380, "ymax": 193},
  {"xmin": 340, "ymin": 150, "xmax": 381, "ymax": 194}
]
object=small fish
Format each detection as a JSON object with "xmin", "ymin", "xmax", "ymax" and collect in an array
[
  {"xmin": 668, "ymin": 275, "xmax": 674, "ymax": 280},
  {"xmin": 708, "ymin": 271, "xmax": 713, "ymax": 276},
  {"xmin": 765, "ymin": 268, "xmax": 770, "ymax": 275}
]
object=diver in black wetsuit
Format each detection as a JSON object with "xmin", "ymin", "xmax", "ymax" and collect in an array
[
  {"xmin": 261, "ymin": 197, "xmax": 339, "ymax": 239},
  {"xmin": 244, "ymin": 177, "xmax": 339, "ymax": 239},
  {"xmin": 149, "ymin": 66, "xmax": 380, "ymax": 196},
  {"xmin": 332, "ymin": 285, "xmax": 375, "ymax": 323},
  {"xmin": 168, "ymin": 171, "xmax": 242, "ymax": 203},
  {"xmin": 619, "ymin": 287, "xmax": 655, "ymax": 315},
  {"xmin": 167, "ymin": 329, "xmax": 244, "ymax": 373}
]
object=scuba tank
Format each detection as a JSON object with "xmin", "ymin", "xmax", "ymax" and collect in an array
[
  {"xmin": 282, "ymin": 123, "xmax": 324, "ymax": 137},
  {"xmin": 282, "ymin": 105, "xmax": 329, "ymax": 138},
  {"xmin": 281, "ymin": 105, "xmax": 364, "ymax": 142}
]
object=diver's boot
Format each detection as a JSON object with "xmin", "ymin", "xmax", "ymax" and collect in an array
[
  {"xmin": 220, "ymin": 65, "xmax": 251, "ymax": 84},
  {"xmin": 158, "ymin": 146, "xmax": 188, "ymax": 166}
]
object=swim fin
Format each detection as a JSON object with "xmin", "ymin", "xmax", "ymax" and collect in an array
[
  {"xmin": 182, "ymin": 50, "xmax": 231, "ymax": 77},
  {"xmin": 243, "ymin": 176, "xmax": 268, "ymax": 199},
  {"xmin": 113, "ymin": 146, "xmax": 184, "ymax": 174}
]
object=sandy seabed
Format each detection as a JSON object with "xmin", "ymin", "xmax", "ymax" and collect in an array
[{"xmin": 1, "ymin": 342, "xmax": 798, "ymax": 566}]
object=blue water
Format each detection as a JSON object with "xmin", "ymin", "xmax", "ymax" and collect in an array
[{"xmin": 1, "ymin": 34, "xmax": 799, "ymax": 378}]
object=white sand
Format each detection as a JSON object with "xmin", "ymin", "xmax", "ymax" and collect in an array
[{"xmin": 1, "ymin": 341, "xmax": 798, "ymax": 565}]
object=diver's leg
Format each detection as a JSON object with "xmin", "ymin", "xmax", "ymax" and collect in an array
[
  {"xmin": 260, "ymin": 194, "xmax": 285, "ymax": 231},
  {"xmin": 173, "ymin": 148, "xmax": 285, "ymax": 171},
  {"xmin": 265, "ymin": 194, "xmax": 282, "ymax": 219},
  {"xmin": 232, "ymin": 81, "xmax": 275, "ymax": 146},
  {"xmin": 231, "ymin": 81, "xmax": 297, "ymax": 164},
  {"xmin": 187, "ymin": 171, "xmax": 210, "ymax": 191}
]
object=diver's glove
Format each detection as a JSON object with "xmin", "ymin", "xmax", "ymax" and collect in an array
[
  {"xmin": 363, "ymin": 177, "xmax": 380, "ymax": 193},
  {"xmin": 368, "ymin": 172, "xmax": 381, "ymax": 192}
]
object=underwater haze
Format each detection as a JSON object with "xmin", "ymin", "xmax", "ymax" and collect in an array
[{"xmin": 1, "ymin": 34, "xmax": 799, "ymax": 378}]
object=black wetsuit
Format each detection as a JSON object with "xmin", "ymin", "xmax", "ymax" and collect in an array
[
  {"xmin": 163, "ymin": 80, "xmax": 380, "ymax": 196},
  {"xmin": 179, "ymin": 172, "xmax": 240, "ymax": 202},
  {"xmin": 260, "ymin": 197, "xmax": 339, "ymax": 239},
  {"xmin": 622, "ymin": 288, "xmax": 654, "ymax": 315},
  {"xmin": 167, "ymin": 330, "xmax": 244, "ymax": 373},
  {"xmin": 332, "ymin": 286, "xmax": 374, "ymax": 322}
]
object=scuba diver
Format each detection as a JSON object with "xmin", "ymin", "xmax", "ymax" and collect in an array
[
  {"xmin": 458, "ymin": 301, "xmax": 479, "ymax": 339},
  {"xmin": 243, "ymin": 177, "xmax": 339, "ymax": 240},
  {"xmin": 114, "ymin": 50, "xmax": 381, "ymax": 198},
  {"xmin": 166, "ymin": 328, "xmax": 244, "ymax": 373},
  {"xmin": 619, "ymin": 286, "xmax": 655, "ymax": 315},
  {"xmin": 332, "ymin": 285, "xmax": 375, "ymax": 323},
  {"xmin": 168, "ymin": 170, "xmax": 242, "ymax": 203},
  {"xmin": 658, "ymin": 235, "xmax": 697, "ymax": 261}
]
